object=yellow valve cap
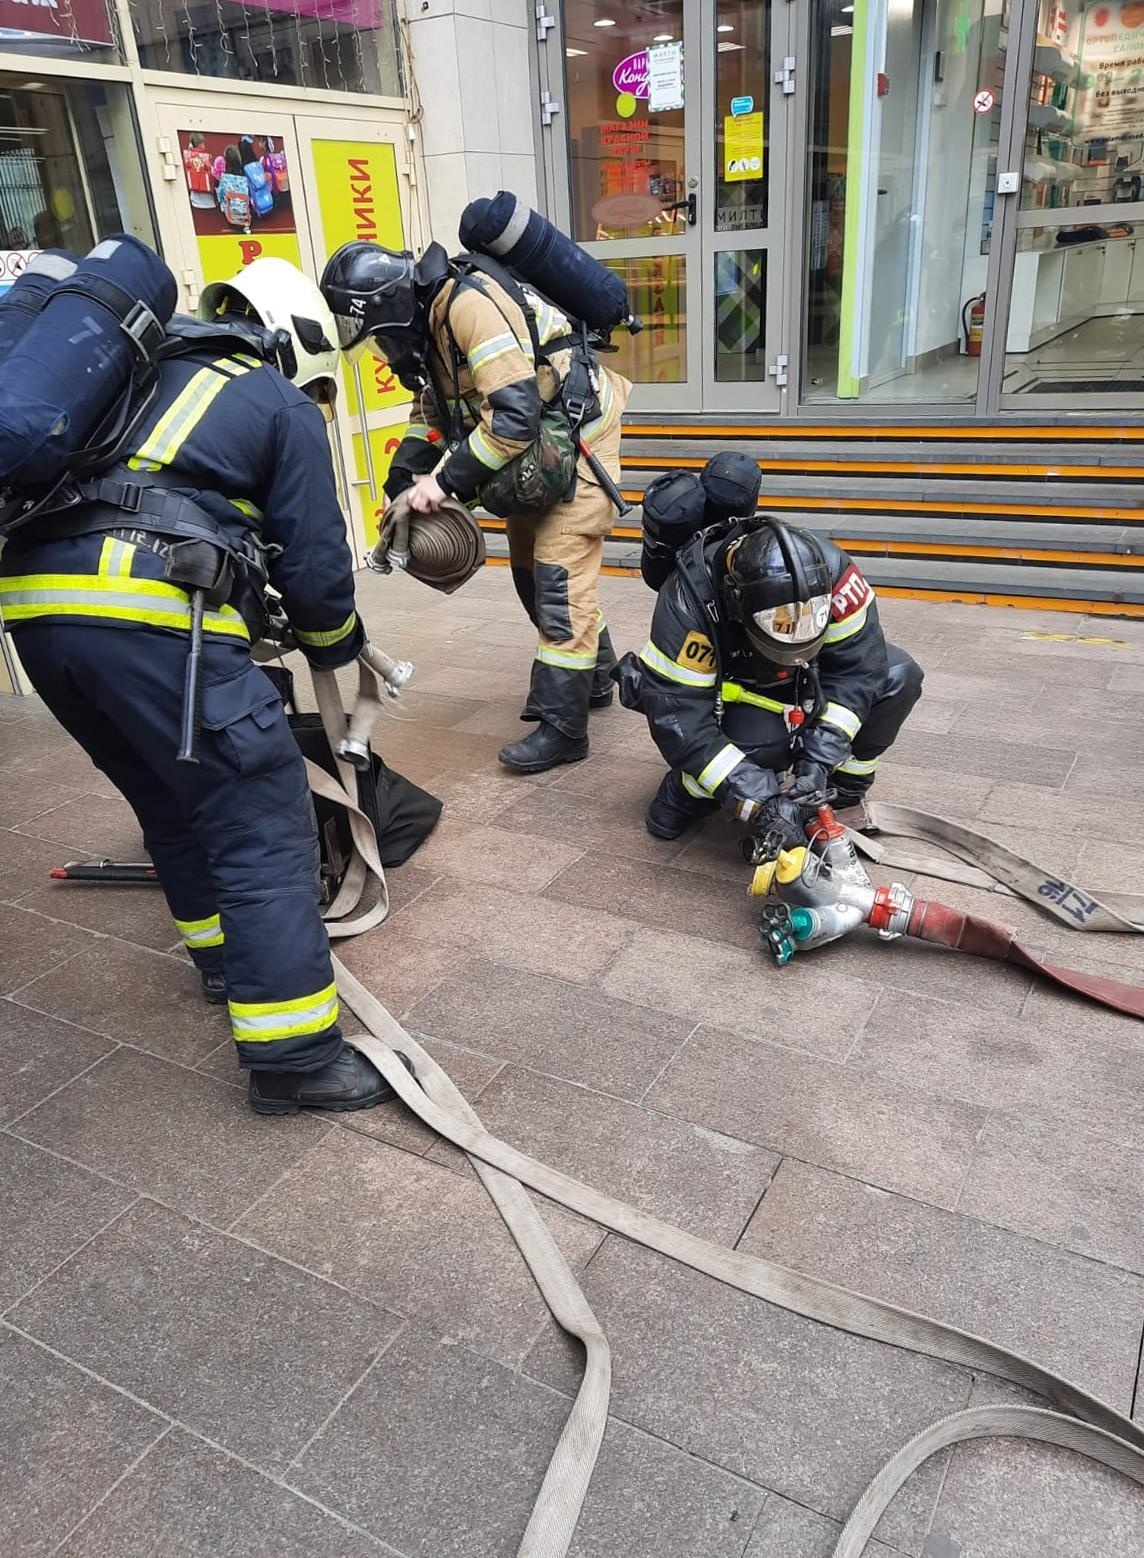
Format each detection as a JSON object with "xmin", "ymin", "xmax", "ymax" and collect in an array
[
  {"xmin": 748, "ymin": 860, "xmax": 777, "ymax": 897},
  {"xmin": 775, "ymin": 847, "xmax": 808, "ymax": 885}
]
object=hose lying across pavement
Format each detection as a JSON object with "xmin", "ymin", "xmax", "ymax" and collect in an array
[{"xmin": 312, "ymin": 660, "xmax": 1144, "ymax": 1558}]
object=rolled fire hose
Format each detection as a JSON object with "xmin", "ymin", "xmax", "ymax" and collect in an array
[
  {"xmin": 369, "ymin": 490, "xmax": 486, "ymax": 594},
  {"xmin": 305, "ymin": 669, "xmax": 1144, "ymax": 1556}
]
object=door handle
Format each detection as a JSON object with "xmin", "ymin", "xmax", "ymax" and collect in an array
[{"xmin": 663, "ymin": 193, "xmax": 697, "ymax": 226}]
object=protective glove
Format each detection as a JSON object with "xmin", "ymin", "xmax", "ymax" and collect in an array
[
  {"xmin": 755, "ymin": 793, "xmax": 814, "ymax": 849},
  {"xmin": 720, "ymin": 762, "xmax": 778, "ymax": 829},
  {"xmin": 790, "ymin": 761, "xmax": 830, "ymax": 804}
]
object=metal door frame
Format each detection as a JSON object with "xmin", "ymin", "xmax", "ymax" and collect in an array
[{"xmin": 699, "ymin": 0, "xmax": 795, "ymax": 413}]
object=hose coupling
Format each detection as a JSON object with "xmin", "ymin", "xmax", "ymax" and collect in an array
[{"xmin": 868, "ymin": 882, "xmax": 915, "ymax": 941}]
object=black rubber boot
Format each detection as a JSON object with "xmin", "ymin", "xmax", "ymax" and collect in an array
[
  {"xmin": 590, "ymin": 627, "xmax": 617, "ymax": 710},
  {"xmin": 248, "ymin": 1043, "xmax": 413, "ymax": 1116},
  {"xmin": 499, "ymin": 719, "xmax": 589, "ymax": 774},
  {"xmin": 200, "ymin": 969, "xmax": 228, "ymax": 1006},
  {"xmin": 646, "ymin": 770, "xmax": 718, "ymax": 840}
]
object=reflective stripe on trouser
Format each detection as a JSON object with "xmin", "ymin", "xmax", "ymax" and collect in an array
[
  {"xmin": 506, "ymin": 367, "xmax": 627, "ymax": 741},
  {"xmin": 11, "ymin": 620, "xmax": 342, "ymax": 1073}
]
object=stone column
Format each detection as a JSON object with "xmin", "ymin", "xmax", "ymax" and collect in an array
[{"xmin": 404, "ymin": 0, "xmax": 541, "ymax": 248}]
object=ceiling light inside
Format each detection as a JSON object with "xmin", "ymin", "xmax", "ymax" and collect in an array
[
  {"xmin": 566, "ymin": 46, "xmax": 587, "ymax": 54},
  {"xmin": 653, "ymin": 32, "xmax": 673, "ymax": 40},
  {"xmin": 716, "ymin": 23, "xmax": 735, "ymax": 31},
  {"xmin": 593, "ymin": 16, "xmax": 616, "ymax": 25},
  {"xmin": 830, "ymin": 22, "xmax": 852, "ymax": 33},
  {"xmin": 717, "ymin": 41, "xmax": 744, "ymax": 51}
]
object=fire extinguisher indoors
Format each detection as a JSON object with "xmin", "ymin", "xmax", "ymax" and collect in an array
[{"xmin": 962, "ymin": 292, "xmax": 986, "ymax": 357}]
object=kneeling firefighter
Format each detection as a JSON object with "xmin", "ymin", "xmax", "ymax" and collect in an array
[
  {"xmin": 0, "ymin": 244, "xmax": 400, "ymax": 1116},
  {"xmin": 617, "ymin": 502, "xmax": 924, "ymax": 841},
  {"xmin": 320, "ymin": 194, "xmax": 633, "ymax": 774}
]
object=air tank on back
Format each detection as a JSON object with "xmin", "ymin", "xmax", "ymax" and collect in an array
[
  {"xmin": 0, "ymin": 234, "xmax": 177, "ymax": 495},
  {"xmin": 459, "ymin": 192, "xmax": 636, "ymax": 334},
  {"xmin": 0, "ymin": 251, "xmax": 80, "ymax": 357}
]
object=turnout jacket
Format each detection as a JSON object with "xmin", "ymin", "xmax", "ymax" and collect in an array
[
  {"xmin": 636, "ymin": 528, "xmax": 887, "ymax": 807},
  {"xmin": 0, "ymin": 346, "xmax": 364, "ymax": 670},
  {"xmin": 384, "ymin": 270, "xmax": 622, "ymax": 502}
]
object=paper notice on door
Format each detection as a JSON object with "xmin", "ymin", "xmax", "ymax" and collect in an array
[
  {"xmin": 724, "ymin": 111, "xmax": 764, "ymax": 182},
  {"xmin": 647, "ymin": 42, "xmax": 684, "ymax": 113}
]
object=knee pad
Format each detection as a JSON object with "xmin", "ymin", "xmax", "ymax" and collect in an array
[
  {"xmin": 533, "ymin": 561, "xmax": 573, "ymax": 642},
  {"xmin": 884, "ymin": 649, "xmax": 925, "ymax": 708}
]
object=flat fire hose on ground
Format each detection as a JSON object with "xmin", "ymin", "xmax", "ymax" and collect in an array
[{"xmin": 305, "ymin": 660, "xmax": 1144, "ymax": 1557}]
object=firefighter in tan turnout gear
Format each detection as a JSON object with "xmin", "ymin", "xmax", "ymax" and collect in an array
[{"xmin": 320, "ymin": 238, "xmax": 631, "ymax": 773}]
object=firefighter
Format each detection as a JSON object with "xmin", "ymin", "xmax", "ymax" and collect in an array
[
  {"xmin": 320, "ymin": 241, "xmax": 631, "ymax": 774},
  {"xmin": 0, "ymin": 259, "xmax": 397, "ymax": 1116},
  {"xmin": 619, "ymin": 514, "xmax": 923, "ymax": 841}
]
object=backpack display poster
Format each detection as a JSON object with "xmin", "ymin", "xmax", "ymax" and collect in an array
[{"xmin": 177, "ymin": 128, "xmax": 301, "ymax": 284}]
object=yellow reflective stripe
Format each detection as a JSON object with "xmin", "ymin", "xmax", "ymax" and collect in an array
[
  {"xmin": 640, "ymin": 639, "xmax": 717, "ymax": 688},
  {"xmin": 536, "ymin": 643, "xmax": 596, "ymax": 670},
  {"xmin": 404, "ymin": 421, "xmax": 432, "ymax": 442},
  {"xmin": 229, "ymin": 498, "xmax": 263, "ymax": 521},
  {"xmin": 836, "ymin": 754, "xmax": 879, "ymax": 777},
  {"xmin": 228, "ymin": 981, "xmax": 339, "ymax": 1042},
  {"xmin": 468, "ymin": 330, "xmax": 528, "ymax": 372},
  {"xmin": 681, "ymin": 772, "xmax": 708, "ymax": 800},
  {"xmin": 720, "ymin": 680, "xmax": 788, "ymax": 714},
  {"xmin": 696, "ymin": 742, "xmax": 745, "ymax": 795},
  {"xmin": 469, "ymin": 424, "xmax": 510, "ymax": 471},
  {"xmin": 174, "ymin": 913, "xmax": 224, "ymax": 949},
  {"xmin": 0, "ymin": 574, "xmax": 249, "ymax": 641},
  {"xmin": 98, "ymin": 538, "xmax": 135, "ymax": 579},
  {"xmin": 821, "ymin": 701, "xmax": 862, "ymax": 740},
  {"xmin": 129, "ymin": 357, "xmax": 254, "ymax": 472},
  {"xmin": 294, "ymin": 611, "xmax": 357, "ymax": 650},
  {"xmin": 824, "ymin": 600, "xmax": 872, "ymax": 645}
]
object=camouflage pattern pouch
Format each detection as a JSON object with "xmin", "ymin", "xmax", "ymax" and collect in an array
[{"xmin": 478, "ymin": 397, "xmax": 577, "ymax": 519}]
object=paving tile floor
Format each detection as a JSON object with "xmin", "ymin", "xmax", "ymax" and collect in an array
[{"xmin": 2, "ymin": 566, "xmax": 1144, "ymax": 1556}]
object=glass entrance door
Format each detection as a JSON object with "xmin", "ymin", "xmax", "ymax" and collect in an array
[
  {"xmin": 997, "ymin": 0, "xmax": 1144, "ymax": 407},
  {"xmin": 543, "ymin": 0, "xmax": 789, "ymax": 412}
]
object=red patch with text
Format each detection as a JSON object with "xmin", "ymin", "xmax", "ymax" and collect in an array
[{"xmin": 831, "ymin": 564, "xmax": 872, "ymax": 622}]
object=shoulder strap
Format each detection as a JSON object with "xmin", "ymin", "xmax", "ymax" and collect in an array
[{"xmin": 453, "ymin": 254, "xmax": 544, "ymax": 365}]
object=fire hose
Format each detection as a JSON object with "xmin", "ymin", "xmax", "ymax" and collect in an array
[
  {"xmin": 294, "ymin": 671, "xmax": 1144, "ymax": 1557},
  {"xmin": 48, "ymin": 651, "xmax": 1144, "ymax": 1554}
]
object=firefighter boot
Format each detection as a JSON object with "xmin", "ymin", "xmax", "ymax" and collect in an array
[
  {"xmin": 590, "ymin": 626, "xmax": 617, "ymax": 710},
  {"xmin": 200, "ymin": 969, "xmax": 228, "ymax": 1006},
  {"xmin": 499, "ymin": 719, "xmax": 589, "ymax": 774},
  {"xmin": 646, "ymin": 769, "xmax": 718, "ymax": 840},
  {"xmin": 248, "ymin": 1043, "xmax": 414, "ymax": 1116}
]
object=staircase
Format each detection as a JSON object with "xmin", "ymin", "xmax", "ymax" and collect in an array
[{"xmin": 479, "ymin": 419, "xmax": 1144, "ymax": 617}]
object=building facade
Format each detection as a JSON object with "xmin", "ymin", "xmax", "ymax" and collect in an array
[{"xmin": 522, "ymin": 0, "xmax": 1144, "ymax": 422}]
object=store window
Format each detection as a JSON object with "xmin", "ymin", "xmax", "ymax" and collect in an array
[
  {"xmin": 603, "ymin": 254, "xmax": 687, "ymax": 382},
  {"xmin": 0, "ymin": 77, "xmax": 151, "ymax": 266},
  {"xmin": 1003, "ymin": 0, "xmax": 1144, "ymax": 395},
  {"xmin": 0, "ymin": 0, "xmax": 120, "ymax": 63},
  {"xmin": 564, "ymin": 0, "xmax": 688, "ymax": 241},
  {"xmin": 126, "ymin": 0, "xmax": 401, "ymax": 94},
  {"xmin": 802, "ymin": 0, "xmax": 1006, "ymax": 404}
]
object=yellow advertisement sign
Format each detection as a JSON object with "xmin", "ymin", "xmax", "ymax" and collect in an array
[
  {"xmin": 311, "ymin": 139, "xmax": 410, "ymax": 422},
  {"xmin": 353, "ymin": 421, "xmax": 412, "ymax": 547},
  {"xmin": 724, "ymin": 111, "xmax": 764, "ymax": 183},
  {"xmin": 194, "ymin": 230, "xmax": 302, "ymax": 282}
]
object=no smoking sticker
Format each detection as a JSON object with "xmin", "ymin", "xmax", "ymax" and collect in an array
[{"xmin": 973, "ymin": 88, "xmax": 995, "ymax": 115}]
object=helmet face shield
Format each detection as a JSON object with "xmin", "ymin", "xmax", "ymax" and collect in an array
[{"xmin": 744, "ymin": 594, "xmax": 831, "ymax": 666}]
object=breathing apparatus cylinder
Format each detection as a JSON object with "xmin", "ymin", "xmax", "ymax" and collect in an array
[
  {"xmin": 640, "ymin": 470, "xmax": 707, "ymax": 592},
  {"xmin": 0, "ymin": 251, "xmax": 80, "ymax": 358},
  {"xmin": 459, "ymin": 192, "xmax": 633, "ymax": 334},
  {"xmin": 0, "ymin": 234, "xmax": 177, "ymax": 495}
]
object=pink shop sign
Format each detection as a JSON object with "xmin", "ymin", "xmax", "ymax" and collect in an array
[{"xmin": 612, "ymin": 50, "xmax": 649, "ymax": 99}]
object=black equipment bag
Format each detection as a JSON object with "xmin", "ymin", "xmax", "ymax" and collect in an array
[{"xmin": 261, "ymin": 668, "xmax": 442, "ymax": 902}]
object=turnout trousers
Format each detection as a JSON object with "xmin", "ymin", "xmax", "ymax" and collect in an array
[
  {"xmin": 505, "ymin": 368, "xmax": 630, "ymax": 742},
  {"xmin": 656, "ymin": 645, "xmax": 924, "ymax": 825},
  {"xmin": 13, "ymin": 621, "xmax": 342, "ymax": 1072}
]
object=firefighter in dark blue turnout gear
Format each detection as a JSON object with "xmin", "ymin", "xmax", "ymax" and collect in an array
[
  {"xmin": 618, "ymin": 513, "xmax": 923, "ymax": 842},
  {"xmin": 0, "ymin": 257, "xmax": 394, "ymax": 1116}
]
